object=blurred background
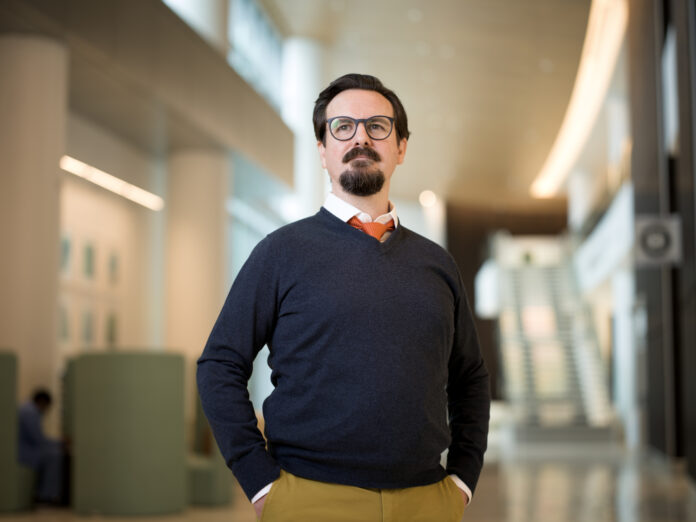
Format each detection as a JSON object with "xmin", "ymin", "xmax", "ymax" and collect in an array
[{"xmin": 1, "ymin": 0, "xmax": 695, "ymax": 520}]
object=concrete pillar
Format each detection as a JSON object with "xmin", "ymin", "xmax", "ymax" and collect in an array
[
  {"xmin": 0, "ymin": 35, "xmax": 68, "ymax": 407},
  {"xmin": 282, "ymin": 37, "xmax": 326, "ymax": 217},
  {"xmin": 165, "ymin": 149, "xmax": 230, "ymax": 427}
]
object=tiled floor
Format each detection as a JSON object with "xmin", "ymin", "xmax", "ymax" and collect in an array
[{"xmin": 3, "ymin": 443, "xmax": 695, "ymax": 521}]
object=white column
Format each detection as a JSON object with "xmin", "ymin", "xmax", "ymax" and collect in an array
[
  {"xmin": 165, "ymin": 150, "xmax": 230, "ymax": 358},
  {"xmin": 282, "ymin": 37, "xmax": 326, "ymax": 217},
  {"xmin": 165, "ymin": 149, "xmax": 230, "ymax": 424},
  {"xmin": 612, "ymin": 267, "xmax": 640, "ymax": 449},
  {"xmin": 0, "ymin": 35, "xmax": 68, "ymax": 407}
]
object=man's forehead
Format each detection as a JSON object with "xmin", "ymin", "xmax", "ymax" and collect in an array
[{"xmin": 326, "ymin": 89, "xmax": 393, "ymax": 117}]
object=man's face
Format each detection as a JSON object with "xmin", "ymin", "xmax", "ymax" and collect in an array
[{"xmin": 318, "ymin": 89, "xmax": 407, "ymax": 197}]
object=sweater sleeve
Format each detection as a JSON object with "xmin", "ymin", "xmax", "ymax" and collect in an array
[
  {"xmin": 445, "ymin": 272, "xmax": 491, "ymax": 496},
  {"xmin": 196, "ymin": 237, "xmax": 282, "ymax": 501}
]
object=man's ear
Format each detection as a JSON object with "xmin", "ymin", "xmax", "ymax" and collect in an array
[
  {"xmin": 397, "ymin": 138, "xmax": 408, "ymax": 165},
  {"xmin": 317, "ymin": 140, "xmax": 327, "ymax": 169}
]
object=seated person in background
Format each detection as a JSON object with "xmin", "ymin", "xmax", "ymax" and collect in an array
[{"xmin": 18, "ymin": 389, "xmax": 66, "ymax": 504}]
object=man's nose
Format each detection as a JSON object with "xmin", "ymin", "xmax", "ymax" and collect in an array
[{"xmin": 353, "ymin": 121, "xmax": 373, "ymax": 145}]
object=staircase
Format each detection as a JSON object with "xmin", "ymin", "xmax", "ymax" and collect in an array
[{"xmin": 490, "ymin": 236, "xmax": 617, "ymax": 442}]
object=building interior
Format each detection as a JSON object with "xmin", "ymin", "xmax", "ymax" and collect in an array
[{"xmin": 1, "ymin": 0, "xmax": 696, "ymax": 520}]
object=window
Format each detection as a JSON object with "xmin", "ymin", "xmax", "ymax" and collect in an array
[{"xmin": 228, "ymin": 0, "xmax": 283, "ymax": 109}]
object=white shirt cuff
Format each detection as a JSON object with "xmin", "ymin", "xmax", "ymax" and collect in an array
[
  {"xmin": 448, "ymin": 474, "xmax": 472, "ymax": 504},
  {"xmin": 251, "ymin": 482, "xmax": 273, "ymax": 504},
  {"xmin": 254, "ymin": 476, "xmax": 470, "ymax": 504}
]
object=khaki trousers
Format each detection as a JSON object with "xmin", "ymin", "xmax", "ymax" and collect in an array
[{"xmin": 259, "ymin": 470, "xmax": 466, "ymax": 522}]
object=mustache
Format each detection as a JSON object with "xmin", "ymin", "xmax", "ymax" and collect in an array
[{"xmin": 342, "ymin": 146, "xmax": 381, "ymax": 163}]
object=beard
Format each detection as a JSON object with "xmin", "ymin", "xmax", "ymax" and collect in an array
[
  {"xmin": 339, "ymin": 147, "xmax": 385, "ymax": 196},
  {"xmin": 339, "ymin": 163, "xmax": 385, "ymax": 196}
]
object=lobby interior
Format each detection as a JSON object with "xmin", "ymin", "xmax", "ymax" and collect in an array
[{"xmin": 2, "ymin": 1, "xmax": 696, "ymax": 520}]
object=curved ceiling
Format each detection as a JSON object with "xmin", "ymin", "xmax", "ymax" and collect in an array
[{"xmin": 262, "ymin": 0, "xmax": 591, "ymax": 210}]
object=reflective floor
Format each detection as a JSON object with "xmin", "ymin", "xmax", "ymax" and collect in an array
[
  {"xmin": 3, "ymin": 443, "xmax": 695, "ymax": 521},
  {"xmin": 467, "ymin": 443, "xmax": 696, "ymax": 522}
]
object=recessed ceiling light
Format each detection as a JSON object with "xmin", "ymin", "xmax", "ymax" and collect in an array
[
  {"xmin": 421, "ymin": 68, "xmax": 436, "ymax": 84},
  {"xmin": 415, "ymin": 41, "xmax": 431, "ymax": 57},
  {"xmin": 445, "ymin": 115, "xmax": 463, "ymax": 133},
  {"xmin": 538, "ymin": 58, "xmax": 555, "ymax": 73},
  {"xmin": 524, "ymin": 129, "xmax": 540, "ymax": 143},
  {"xmin": 439, "ymin": 44, "xmax": 455, "ymax": 60},
  {"xmin": 419, "ymin": 190, "xmax": 438, "ymax": 208},
  {"xmin": 427, "ymin": 113, "xmax": 443, "ymax": 129},
  {"xmin": 407, "ymin": 8, "xmax": 423, "ymax": 23},
  {"xmin": 330, "ymin": 0, "xmax": 345, "ymax": 12}
]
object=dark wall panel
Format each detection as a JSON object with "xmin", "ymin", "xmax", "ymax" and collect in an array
[
  {"xmin": 446, "ymin": 205, "xmax": 567, "ymax": 401},
  {"xmin": 671, "ymin": 0, "xmax": 696, "ymax": 482},
  {"xmin": 627, "ymin": 0, "xmax": 678, "ymax": 457}
]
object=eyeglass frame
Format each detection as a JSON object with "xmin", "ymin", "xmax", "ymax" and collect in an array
[{"xmin": 325, "ymin": 115, "xmax": 395, "ymax": 141}]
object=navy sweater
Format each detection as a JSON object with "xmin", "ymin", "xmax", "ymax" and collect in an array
[{"xmin": 197, "ymin": 208, "xmax": 490, "ymax": 501}]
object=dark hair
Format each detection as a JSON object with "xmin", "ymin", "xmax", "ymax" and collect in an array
[
  {"xmin": 33, "ymin": 389, "xmax": 52, "ymax": 405},
  {"xmin": 313, "ymin": 73, "xmax": 411, "ymax": 145}
]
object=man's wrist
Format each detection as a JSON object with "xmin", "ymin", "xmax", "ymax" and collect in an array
[{"xmin": 448, "ymin": 474, "xmax": 472, "ymax": 503}]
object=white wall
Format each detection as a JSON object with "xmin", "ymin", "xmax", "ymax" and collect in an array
[{"xmin": 61, "ymin": 114, "xmax": 165, "ymax": 360}]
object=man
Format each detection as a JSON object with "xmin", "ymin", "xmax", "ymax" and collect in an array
[
  {"xmin": 18, "ymin": 389, "xmax": 66, "ymax": 504},
  {"xmin": 197, "ymin": 73, "xmax": 490, "ymax": 521}
]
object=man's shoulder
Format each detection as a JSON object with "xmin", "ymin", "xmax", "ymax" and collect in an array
[
  {"xmin": 247, "ymin": 212, "xmax": 328, "ymax": 260},
  {"xmin": 18, "ymin": 401, "xmax": 37, "ymax": 419},
  {"xmin": 260, "ymin": 212, "xmax": 325, "ymax": 246},
  {"xmin": 398, "ymin": 225, "xmax": 457, "ymax": 265}
]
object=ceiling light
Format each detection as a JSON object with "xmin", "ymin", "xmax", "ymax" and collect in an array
[
  {"xmin": 330, "ymin": 0, "xmax": 345, "ymax": 12},
  {"xmin": 427, "ymin": 113, "xmax": 443, "ymax": 129},
  {"xmin": 419, "ymin": 190, "xmax": 438, "ymax": 208},
  {"xmin": 439, "ymin": 44, "xmax": 455, "ymax": 60},
  {"xmin": 415, "ymin": 41, "xmax": 431, "ymax": 57},
  {"xmin": 538, "ymin": 58, "xmax": 555, "ymax": 73},
  {"xmin": 407, "ymin": 8, "xmax": 423, "ymax": 23},
  {"xmin": 60, "ymin": 155, "xmax": 164, "ymax": 211},
  {"xmin": 530, "ymin": 0, "xmax": 627, "ymax": 198},
  {"xmin": 445, "ymin": 116, "xmax": 463, "ymax": 133}
]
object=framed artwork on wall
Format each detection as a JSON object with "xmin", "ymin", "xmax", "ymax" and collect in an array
[
  {"xmin": 82, "ymin": 308, "xmax": 94, "ymax": 348},
  {"xmin": 60, "ymin": 235, "xmax": 71, "ymax": 276},
  {"xmin": 106, "ymin": 312, "xmax": 118, "ymax": 348},
  {"xmin": 83, "ymin": 242, "xmax": 95, "ymax": 280},
  {"xmin": 108, "ymin": 251, "xmax": 119, "ymax": 286}
]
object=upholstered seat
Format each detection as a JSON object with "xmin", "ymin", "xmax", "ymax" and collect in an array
[
  {"xmin": 0, "ymin": 351, "xmax": 35, "ymax": 512},
  {"xmin": 68, "ymin": 351, "xmax": 187, "ymax": 515}
]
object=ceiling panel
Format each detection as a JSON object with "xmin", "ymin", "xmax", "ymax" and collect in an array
[{"xmin": 263, "ymin": 0, "xmax": 590, "ymax": 209}]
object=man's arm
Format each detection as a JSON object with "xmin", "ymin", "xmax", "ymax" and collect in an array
[
  {"xmin": 445, "ymin": 276, "xmax": 491, "ymax": 498},
  {"xmin": 197, "ymin": 238, "xmax": 282, "ymax": 501}
]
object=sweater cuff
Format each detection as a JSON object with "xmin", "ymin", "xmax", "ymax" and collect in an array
[{"xmin": 231, "ymin": 446, "xmax": 281, "ymax": 501}]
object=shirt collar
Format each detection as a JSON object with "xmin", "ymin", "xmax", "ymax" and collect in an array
[{"xmin": 323, "ymin": 192, "xmax": 399, "ymax": 227}]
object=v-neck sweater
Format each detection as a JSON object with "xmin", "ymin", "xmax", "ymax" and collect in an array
[{"xmin": 197, "ymin": 208, "xmax": 490, "ymax": 501}]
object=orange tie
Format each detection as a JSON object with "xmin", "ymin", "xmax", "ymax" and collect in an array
[{"xmin": 348, "ymin": 216, "xmax": 395, "ymax": 240}]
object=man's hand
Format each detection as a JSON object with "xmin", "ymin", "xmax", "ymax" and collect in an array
[
  {"xmin": 461, "ymin": 489, "xmax": 470, "ymax": 508},
  {"xmin": 253, "ymin": 494, "xmax": 268, "ymax": 519}
]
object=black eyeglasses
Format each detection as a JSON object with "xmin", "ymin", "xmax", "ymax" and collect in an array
[{"xmin": 326, "ymin": 115, "xmax": 395, "ymax": 141}]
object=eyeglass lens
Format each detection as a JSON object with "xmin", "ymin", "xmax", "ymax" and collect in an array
[{"xmin": 329, "ymin": 116, "xmax": 393, "ymax": 140}]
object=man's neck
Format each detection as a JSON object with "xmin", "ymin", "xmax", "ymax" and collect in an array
[{"xmin": 332, "ymin": 186, "xmax": 391, "ymax": 220}]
